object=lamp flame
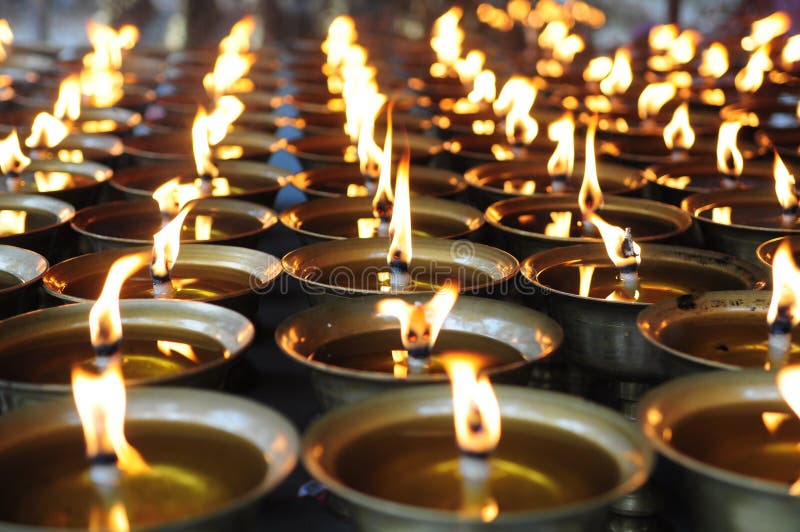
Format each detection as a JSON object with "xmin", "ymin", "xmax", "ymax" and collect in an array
[
  {"xmin": 0, "ymin": 129, "xmax": 31, "ymax": 179},
  {"xmin": 637, "ymin": 81, "xmax": 677, "ymax": 121},
  {"xmin": 219, "ymin": 15, "xmax": 255, "ymax": 54},
  {"xmin": 716, "ymin": 120, "xmax": 744, "ymax": 178},
  {"xmin": 493, "ymin": 76, "xmax": 539, "ymax": 145},
  {"xmin": 356, "ymin": 92, "xmax": 387, "ymax": 179},
  {"xmin": 583, "ymin": 56, "xmax": 612, "ymax": 82},
  {"xmin": 206, "ymin": 95, "xmax": 244, "ymax": 145},
  {"xmin": 444, "ymin": 357, "xmax": 501, "ymax": 456},
  {"xmin": 547, "ymin": 112, "xmax": 575, "ymax": 179},
  {"xmin": 0, "ymin": 209, "xmax": 26, "ymax": 235},
  {"xmin": 742, "ymin": 12, "xmax": 790, "ymax": 52},
  {"xmin": 735, "ymin": 45, "xmax": 772, "ymax": 94},
  {"xmin": 782, "ymin": 35, "xmax": 800, "ymax": 68},
  {"xmin": 599, "ymin": 48, "xmax": 633, "ymax": 96},
  {"xmin": 25, "ymin": 112, "xmax": 69, "ymax": 148},
  {"xmin": 0, "ymin": 19, "xmax": 12, "ymax": 61},
  {"xmin": 387, "ymin": 148, "xmax": 412, "ymax": 280},
  {"xmin": 544, "ymin": 211, "xmax": 572, "ymax": 237},
  {"xmin": 150, "ymin": 206, "xmax": 192, "ymax": 289},
  {"xmin": 80, "ymin": 21, "xmax": 135, "ymax": 107},
  {"xmin": 586, "ymin": 211, "xmax": 642, "ymax": 272},
  {"xmin": 192, "ymin": 107, "xmax": 220, "ymax": 184},
  {"xmin": 430, "ymin": 7, "xmax": 464, "ymax": 77},
  {"xmin": 776, "ymin": 365, "xmax": 800, "ymax": 495},
  {"xmin": 767, "ymin": 242, "xmax": 800, "ymax": 363},
  {"xmin": 53, "ymin": 74, "xmax": 82, "ymax": 122},
  {"xmin": 152, "ymin": 177, "xmax": 199, "ymax": 219},
  {"xmin": 698, "ymin": 42, "xmax": 729, "ymax": 78},
  {"xmin": 34, "ymin": 171, "xmax": 72, "ymax": 192},
  {"xmin": 578, "ymin": 115, "xmax": 603, "ymax": 216},
  {"xmin": 774, "ymin": 152, "xmax": 798, "ymax": 222},
  {"xmin": 649, "ymin": 24, "xmax": 678, "ymax": 51},
  {"xmin": 156, "ymin": 340, "xmax": 199, "ymax": 364},
  {"xmin": 372, "ymin": 102, "xmax": 394, "ymax": 228},
  {"xmin": 663, "ymin": 102, "xmax": 695, "ymax": 151},
  {"xmin": 467, "ymin": 69, "xmax": 497, "ymax": 104},
  {"xmin": 455, "ymin": 50, "xmax": 486, "ymax": 85},
  {"xmin": 203, "ymin": 51, "xmax": 256, "ymax": 99}
]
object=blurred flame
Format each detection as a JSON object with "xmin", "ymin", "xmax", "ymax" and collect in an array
[
  {"xmin": 388, "ymin": 149, "xmax": 412, "ymax": 269},
  {"xmin": 151, "ymin": 206, "xmax": 191, "ymax": 281},
  {"xmin": 80, "ymin": 21, "xmax": 136, "ymax": 107},
  {"xmin": 376, "ymin": 281, "xmax": 459, "ymax": 354},
  {"xmin": 547, "ymin": 112, "xmax": 575, "ymax": 177},
  {"xmin": 430, "ymin": 7, "xmax": 464, "ymax": 77},
  {"xmin": 773, "ymin": 152, "xmax": 798, "ymax": 215},
  {"xmin": 444, "ymin": 357, "xmax": 501, "ymax": 456},
  {"xmin": 493, "ymin": 76, "xmax": 539, "ymax": 145},
  {"xmin": 735, "ymin": 45, "xmax": 772, "ymax": 93},
  {"xmin": 372, "ymin": 102, "xmax": 394, "ymax": 220},
  {"xmin": 599, "ymin": 48, "xmax": 633, "ymax": 96},
  {"xmin": 742, "ymin": 12, "xmax": 790, "ymax": 51},
  {"xmin": 203, "ymin": 50, "xmax": 256, "ymax": 98},
  {"xmin": 206, "ymin": 95, "xmax": 244, "ymax": 145},
  {"xmin": 663, "ymin": 102, "xmax": 695, "ymax": 150},
  {"xmin": 711, "ymin": 206, "xmax": 732, "ymax": 224},
  {"xmin": 698, "ymin": 42, "xmax": 729, "ymax": 78},
  {"xmin": 322, "ymin": 15, "xmax": 358, "ymax": 81},
  {"xmin": 0, "ymin": 129, "xmax": 31, "ymax": 175},
  {"xmin": 544, "ymin": 211, "xmax": 572, "ymax": 237},
  {"xmin": 762, "ymin": 411, "xmax": 791, "ymax": 434},
  {"xmin": 586, "ymin": 211, "xmax": 641, "ymax": 271},
  {"xmin": 53, "ymin": 74, "xmax": 81, "ymax": 122},
  {"xmin": 219, "ymin": 15, "xmax": 255, "ymax": 54},
  {"xmin": 768, "ymin": 241, "xmax": 800, "ymax": 334},
  {"xmin": 700, "ymin": 88, "xmax": 726, "ymax": 106},
  {"xmin": 192, "ymin": 107, "xmax": 220, "ymax": 181},
  {"xmin": 649, "ymin": 24, "xmax": 678, "ymax": 51},
  {"xmin": 194, "ymin": 214, "xmax": 213, "ymax": 241},
  {"xmin": 777, "ymin": 364, "xmax": 800, "ymax": 495},
  {"xmin": 637, "ymin": 81, "xmax": 677, "ymax": 120},
  {"xmin": 467, "ymin": 70, "xmax": 497, "ymax": 104},
  {"xmin": 585, "ymin": 94, "xmax": 612, "ymax": 113},
  {"xmin": 0, "ymin": 19, "xmax": 12, "ymax": 61},
  {"xmin": 156, "ymin": 340, "xmax": 199, "ymax": 363},
  {"xmin": 0, "ymin": 209, "xmax": 26, "ymax": 235},
  {"xmin": 503, "ymin": 180, "xmax": 536, "ymax": 195},
  {"xmin": 356, "ymin": 92, "xmax": 387, "ymax": 178},
  {"xmin": 34, "ymin": 171, "xmax": 72, "ymax": 192},
  {"xmin": 583, "ymin": 56, "xmax": 612, "ymax": 82},
  {"xmin": 578, "ymin": 115, "xmax": 603, "ymax": 216},
  {"xmin": 25, "ymin": 112, "xmax": 69, "ymax": 148},
  {"xmin": 716, "ymin": 120, "xmax": 744, "ymax": 177}
]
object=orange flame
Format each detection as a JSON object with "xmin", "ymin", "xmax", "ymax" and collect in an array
[
  {"xmin": 599, "ymin": 48, "xmax": 633, "ymax": 96},
  {"xmin": 376, "ymin": 281, "xmax": 459, "ymax": 356},
  {"xmin": 547, "ymin": 112, "xmax": 575, "ymax": 178},
  {"xmin": 25, "ymin": 112, "xmax": 69, "ymax": 148},
  {"xmin": 648, "ymin": 24, "xmax": 678, "ymax": 51},
  {"xmin": 663, "ymin": 102, "xmax": 695, "ymax": 150},
  {"xmin": 776, "ymin": 365, "xmax": 800, "ymax": 495},
  {"xmin": 467, "ymin": 69, "xmax": 497, "ymax": 104},
  {"xmin": 455, "ymin": 50, "xmax": 486, "ymax": 85},
  {"xmin": 387, "ymin": 148, "xmax": 412, "ymax": 272},
  {"xmin": 322, "ymin": 15, "xmax": 358, "ymax": 71},
  {"xmin": 356, "ymin": 92, "xmax": 387, "ymax": 178},
  {"xmin": 586, "ymin": 210, "xmax": 642, "ymax": 271},
  {"xmin": 578, "ymin": 115, "xmax": 603, "ymax": 216},
  {"xmin": 206, "ymin": 95, "xmax": 244, "ymax": 145},
  {"xmin": 203, "ymin": 51, "xmax": 256, "ymax": 98},
  {"xmin": 493, "ymin": 76, "xmax": 539, "ymax": 145},
  {"xmin": 219, "ymin": 15, "xmax": 256, "ymax": 54},
  {"xmin": 544, "ymin": 211, "xmax": 572, "ymax": 237},
  {"xmin": 192, "ymin": 107, "xmax": 220, "ymax": 182},
  {"xmin": 698, "ymin": 42, "xmax": 729, "ymax": 78},
  {"xmin": 34, "ymin": 171, "xmax": 72, "ymax": 192},
  {"xmin": 742, "ymin": 11, "xmax": 790, "ymax": 51},
  {"xmin": 71, "ymin": 357, "xmax": 148, "ymax": 474},
  {"xmin": 768, "ymin": 241, "xmax": 800, "ymax": 338},
  {"xmin": 637, "ymin": 81, "xmax": 677, "ymax": 120},
  {"xmin": 735, "ymin": 45, "xmax": 772, "ymax": 93},
  {"xmin": 0, "ymin": 19, "xmax": 12, "ymax": 62},
  {"xmin": 80, "ymin": 21, "xmax": 135, "ymax": 107},
  {"xmin": 372, "ymin": 102, "xmax": 394, "ymax": 222},
  {"xmin": 151, "ymin": 206, "xmax": 191, "ymax": 282},
  {"xmin": 0, "ymin": 209, "xmax": 26, "ymax": 235},
  {"xmin": 430, "ymin": 7, "xmax": 464, "ymax": 77},
  {"xmin": 583, "ymin": 56, "xmax": 612, "ymax": 82},
  {"xmin": 156, "ymin": 340, "xmax": 200, "ymax": 363},
  {"xmin": 716, "ymin": 120, "xmax": 744, "ymax": 177},
  {"xmin": 783, "ymin": 35, "xmax": 800, "ymax": 67},
  {"xmin": 711, "ymin": 206, "xmax": 732, "ymax": 225},
  {"xmin": 152, "ymin": 177, "xmax": 199, "ymax": 218},
  {"xmin": 53, "ymin": 74, "xmax": 81, "ymax": 122},
  {"xmin": 774, "ymin": 152, "xmax": 798, "ymax": 218},
  {"xmin": 444, "ymin": 357, "xmax": 501, "ymax": 456},
  {"xmin": 0, "ymin": 129, "xmax": 31, "ymax": 176},
  {"xmin": 667, "ymin": 29, "xmax": 700, "ymax": 65},
  {"xmin": 578, "ymin": 264, "xmax": 596, "ymax": 297},
  {"xmin": 194, "ymin": 214, "xmax": 213, "ymax": 241}
]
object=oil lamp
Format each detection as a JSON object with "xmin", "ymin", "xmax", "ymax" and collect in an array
[
  {"xmin": 682, "ymin": 151, "xmax": 800, "ymax": 264},
  {"xmin": 0, "ymin": 192, "xmax": 74, "ymax": 259},
  {"xmin": 303, "ymin": 383, "xmax": 652, "ymax": 531},
  {"xmin": 276, "ymin": 288, "xmax": 561, "ymax": 407},
  {"xmin": 0, "ymin": 244, "xmax": 47, "ymax": 319}
]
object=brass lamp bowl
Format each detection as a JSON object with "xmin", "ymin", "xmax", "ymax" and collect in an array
[
  {"xmin": 42, "ymin": 244, "xmax": 281, "ymax": 317},
  {"xmin": 0, "ymin": 299, "xmax": 254, "ymax": 412},
  {"xmin": 756, "ymin": 234, "xmax": 800, "ymax": 267},
  {"xmin": 287, "ymin": 133, "xmax": 442, "ymax": 169},
  {"xmin": 279, "ymin": 196, "xmax": 484, "ymax": 245},
  {"xmin": 289, "ymin": 164, "xmax": 466, "ymax": 200},
  {"xmin": 442, "ymin": 133, "xmax": 559, "ymax": 173},
  {"xmin": 681, "ymin": 188, "xmax": 800, "ymax": 265},
  {"xmin": 520, "ymin": 243, "xmax": 766, "ymax": 381},
  {"xmin": 0, "ymin": 387, "xmax": 298, "ymax": 531},
  {"xmin": 6, "ymin": 100, "xmax": 143, "ymax": 135},
  {"xmin": 109, "ymin": 159, "xmax": 288, "ymax": 207},
  {"xmin": 282, "ymin": 236, "xmax": 518, "ymax": 304},
  {"xmin": 642, "ymin": 158, "xmax": 775, "ymax": 206},
  {"xmin": 0, "ymin": 244, "xmax": 48, "ymax": 319},
  {"xmin": 0, "ymin": 193, "xmax": 74, "ymax": 260},
  {"xmin": 464, "ymin": 158, "xmax": 646, "ymax": 210},
  {"xmin": 6, "ymin": 158, "xmax": 112, "ymax": 209},
  {"xmin": 755, "ymin": 127, "xmax": 800, "ymax": 164},
  {"xmin": 639, "ymin": 371, "xmax": 800, "ymax": 532},
  {"xmin": 485, "ymin": 195, "xmax": 692, "ymax": 259},
  {"xmin": 637, "ymin": 290, "xmax": 796, "ymax": 375},
  {"xmin": 123, "ymin": 128, "xmax": 279, "ymax": 162},
  {"xmin": 71, "ymin": 198, "xmax": 278, "ymax": 252},
  {"xmin": 304, "ymin": 385, "xmax": 653, "ymax": 531},
  {"xmin": 596, "ymin": 132, "xmax": 737, "ymax": 168},
  {"xmin": 275, "ymin": 294, "xmax": 562, "ymax": 408}
]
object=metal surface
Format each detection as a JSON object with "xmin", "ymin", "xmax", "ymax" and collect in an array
[
  {"xmin": 123, "ymin": 128, "xmax": 279, "ymax": 161},
  {"xmin": 288, "ymin": 133, "xmax": 442, "ymax": 169},
  {"xmin": 303, "ymin": 384, "xmax": 653, "ymax": 531},
  {"xmin": 275, "ymin": 294, "xmax": 562, "ymax": 408},
  {"xmin": 0, "ymin": 244, "xmax": 48, "ymax": 319},
  {"xmin": 0, "ymin": 193, "xmax": 74, "ymax": 259},
  {"xmin": 755, "ymin": 234, "xmax": 800, "ymax": 268}
]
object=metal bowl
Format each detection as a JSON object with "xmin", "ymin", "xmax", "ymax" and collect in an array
[
  {"xmin": 123, "ymin": 128, "xmax": 279, "ymax": 162},
  {"xmin": 287, "ymin": 133, "xmax": 442, "ymax": 170},
  {"xmin": 304, "ymin": 384, "xmax": 652, "ymax": 531},
  {"xmin": 756, "ymin": 234, "xmax": 800, "ymax": 267},
  {"xmin": 9, "ymin": 158, "xmax": 113, "ymax": 209},
  {"xmin": 275, "ymin": 294, "xmax": 562, "ymax": 408},
  {"xmin": 0, "ymin": 245, "xmax": 48, "ymax": 319},
  {"xmin": 0, "ymin": 299, "xmax": 254, "ymax": 412},
  {"xmin": 0, "ymin": 193, "xmax": 74, "ymax": 260}
]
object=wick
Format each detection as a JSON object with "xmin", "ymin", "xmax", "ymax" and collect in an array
[
  {"xmin": 92, "ymin": 342, "xmax": 121, "ymax": 369},
  {"xmin": 619, "ymin": 227, "xmax": 640, "ymax": 296},
  {"xmin": 198, "ymin": 173, "xmax": 214, "ymax": 197},
  {"xmin": 781, "ymin": 206, "xmax": 798, "ymax": 228},
  {"xmin": 550, "ymin": 174, "xmax": 567, "ymax": 193},
  {"xmin": 374, "ymin": 198, "xmax": 393, "ymax": 238},
  {"xmin": 406, "ymin": 346, "xmax": 430, "ymax": 373},
  {"xmin": 3, "ymin": 170, "xmax": 21, "ymax": 192},
  {"xmin": 768, "ymin": 313, "xmax": 793, "ymax": 369},
  {"xmin": 389, "ymin": 258, "xmax": 410, "ymax": 290}
]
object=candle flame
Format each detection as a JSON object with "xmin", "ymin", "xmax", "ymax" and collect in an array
[
  {"xmin": 768, "ymin": 241, "xmax": 800, "ymax": 339},
  {"xmin": 547, "ymin": 111, "xmax": 575, "ymax": 178},
  {"xmin": 71, "ymin": 357, "xmax": 148, "ymax": 473},
  {"xmin": 774, "ymin": 152, "xmax": 799, "ymax": 217},
  {"xmin": 372, "ymin": 101, "xmax": 394, "ymax": 221},
  {"xmin": 194, "ymin": 214, "xmax": 213, "ymax": 241},
  {"xmin": 89, "ymin": 252, "xmax": 150, "ymax": 353},
  {"xmin": 493, "ymin": 76, "xmax": 539, "ymax": 145},
  {"xmin": 219, "ymin": 15, "xmax": 255, "ymax": 54},
  {"xmin": 192, "ymin": 107, "xmax": 220, "ymax": 182},
  {"xmin": 151, "ymin": 205, "xmax": 191, "ymax": 282},
  {"xmin": 203, "ymin": 50, "xmax": 256, "ymax": 98},
  {"xmin": 444, "ymin": 357, "xmax": 501, "ymax": 456},
  {"xmin": 206, "ymin": 95, "xmax": 244, "ymax": 145},
  {"xmin": 356, "ymin": 92, "xmax": 387, "ymax": 178},
  {"xmin": 0, "ymin": 129, "xmax": 31, "ymax": 176},
  {"xmin": 585, "ymin": 94, "xmax": 612, "ymax": 114},
  {"xmin": 599, "ymin": 48, "xmax": 633, "ymax": 96},
  {"xmin": 0, "ymin": 19, "xmax": 13, "ymax": 61},
  {"xmin": 53, "ymin": 74, "xmax": 82, "ymax": 122},
  {"xmin": 578, "ymin": 264, "xmax": 596, "ymax": 297},
  {"xmin": 783, "ymin": 35, "xmax": 800, "ymax": 68},
  {"xmin": 711, "ymin": 206, "xmax": 732, "ymax": 225},
  {"xmin": 637, "ymin": 81, "xmax": 676, "ymax": 121},
  {"xmin": 578, "ymin": 115, "xmax": 603, "ymax": 216},
  {"xmin": 649, "ymin": 24, "xmax": 678, "ymax": 51},
  {"xmin": 742, "ymin": 11, "xmax": 790, "ymax": 52},
  {"xmin": 25, "ymin": 112, "xmax": 69, "ymax": 149},
  {"xmin": 455, "ymin": 50, "xmax": 486, "ymax": 85},
  {"xmin": 583, "ymin": 56, "xmax": 612, "ymax": 82},
  {"xmin": 776, "ymin": 365, "xmax": 800, "ymax": 495},
  {"xmin": 80, "ymin": 21, "xmax": 136, "ymax": 107},
  {"xmin": 663, "ymin": 102, "xmax": 695, "ymax": 151},
  {"xmin": 735, "ymin": 45, "xmax": 772, "ymax": 94},
  {"xmin": 467, "ymin": 69, "xmax": 497, "ymax": 104},
  {"xmin": 503, "ymin": 180, "xmax": 536, "ymax": 195},
  {"xmin": 544, "ymin": 211, "xmax": 572, "ymax": 237},
  {"xmin": 586, "ymin": 211, "xmax": 642, "ymax": 271},
  {"xmin": 0, "ymin": 209, "xmax": 26, "ymax": 235},
  {"xmin": 376, "ymin": 281, "xmax": 459, "ymax": 355},
  {"xmin": 668, "ymin": 29, "xmax": 700, "ymax": 65},
  {"xmin": 322, "ymin": 16, "xmax": 358, "ymax": 84},
  {"xmin": 152, "ymin": 177, "xmax": 199, "ymax": 218},
  {"xmin": 34, "ymin": 171, "xmax": 73, "ymax": 192},
  {"xmin": 698, "ymin": 42, "xmax": 729, "ymax": 78},
  {"xmin": 430, "ymin": 7, "xmax": 464, "ymax": 77},
  {"xmin": 156, "ymin": 340, "xmax": 200, "ymax": 363},
  {"xmin": 387, "ymin": 148, "xmax": 412, "ymax": 270},
  {"xmin": 716, "ymin": 120, "xmax": 745, "ymax": 178}
]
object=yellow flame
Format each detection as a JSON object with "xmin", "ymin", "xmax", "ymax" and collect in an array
[
  {"xmin": 578, "ymin": 264, "xmax": 596, "ymax": 297},
  {"xmin": 649, "ymin": 24, "xmax": 678, "ymax": 51},
  {"xmin": 455, "ymin": 50, "xmax": 486, "ymax": 85},
  {"xmin": 762, "ymin": 411, "xmax": 792, "ymax": 434},
  {"xmin": 700, "ymin": 88, "xmax": 726, "ymax": 106},
  {"xmin": 152, "ymin": 177, "xmax": 199, "ymax": 218},
  {"xmin": 599, "ymin": 48, "xmax": 633, "ymax": 96},
  {"xmin": 547, "ymin": 112, "xmax": 575, "ymax": 177},
  {"xmin": 388, "ymin": 149, "xmax": 412, "ymax": 270},
  {"xmin": 444, "ymin": 357, "xmax": 501, "ymax": 455},
  {"xmin": 219, "ymin": 15, "xmax": 255, "ymax": 54},
  {"xmin": 372, "ymin": 102, "xmax": 394, "ymax": 216},
  {"xmin": 206, "ymin": 95, "xmax": 244, "ymax": 145},
  {"xmin": 698, "ymin": 42, "xmax": 729, "ymax": 78},
  {"xmin": 71, "ymin": 357, "xmax": 148, "ymax": 474},
  {"xmin": 742, "ymin": 11, "xmax": 790, "ymax": 52},
  {"xmin": 667, "ymin": 29, "xmax": 700, "ymax": 65},
  {"xmin": 503, "ymin": 180, "xmax": 536, "ymax": 195},
  {"xmin": 774, "ymin": 152, "xmax": 798, "ymax": 215},
  {"xmin": 578, "ymin": 115, "xmax": 603, "ymax": 216},
  {"xmin": 544, "ymin": 211, "xmax": 572, "ymax": 237},
  {"xmin": 711, "ymin": 206, "xmax": 732, "ymax": 225},
  {"xmin": 583, "ymin": 56, "xmax": 612, "ymax": 82},
  {"xmin": 192, "ymin": 107, "xmax": 219, "ymax": 181},
  {"xmin": 322, "ymin": 16, "xmax": 358, "ymax": 74},
  {"xmin": 735, "ymin": 45, "xmax": 772, "ymax": 93},
  {"xmin": 663, "ymin": 102, "xmax": 695, "ymax": 150},
  {"xmin": 156, "ymin": 340, "xmax": 199, "ymax": 363},
  {"xmin": 430, "ymin": 7, "xmax": 464, "ymax": 77},
  {"xmin": 585, "ymin": 94, "xmax": 612, "ymax": 114},
  {"xmin": 468, "ymin": 69, "xmax": 497, "ymax": 104},
  {"xmin": 637, "ymin": 81, "xmax": 677, "ymax": 120},
  {"xmin": 655, "ymin": 174, "xmax": 692, "ymax": 189},
  {"xmin": 80, "ymin": 21, "xmax": 135, "ymax": 108},
  {"xmin": 203, "ymin": 51, "xmax": 256, "ymax": 98},
  {"xmin": 53, "ymin": 74, "xmax": 81, "ymax": 122},
  {"xmin": 0, "ymin": 210, "xmax": 26, "ymax": 235},
  {"xmin": 376, "ymin": 281, "xmax": 459, "ymax": 353},
  {"xmin": 194, "ymin": 214, "xmax": 213, "ymax": 241},
  {"xmin": 151, "ymin": 206, "xmax": 191, "ymax": 281},
  {"xmin": 356, "ymin": 92, "xmax": 387, "ymax": 178},
  {"xmin": 769, "ymin": 241, "xmax": 800, "ymax": 333},
  {"xmin": 716, "ymin": 120, "xmax": 744, "ymax": 177},
  {"xmin": 89, "ymin": 252, "xmax": 150, "ymax": 351},
  {"xmin": 586, "ymin": 211, "xmax": 642, "ymax": 270},
  {"xmin": 0, "ymin": 19, "xmax": 12, "ymax": 62},
  {"xmin": 493, "ymin": 76, "xmax": 539, "ymax": 145},
  {"xmin": 776, "ymin": 364, "xmax": 800, "ymax": 495},
  {"xmin": 34, "ymin": 171, "xmax": 72, "ymax": 192},
  {"xmin": 0, "ymin": 129, "xmax": 30, "ymax": 175},
  {"xmin": 25, "ymin": 112, "xmax": 69, "ymax": 148},
  {"xmin": 783, "ymin": 35, "xmax": 800, "ymax": 67}
]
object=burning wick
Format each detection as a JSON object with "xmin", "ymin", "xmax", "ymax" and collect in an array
[
  {"xmin": 618, "ymin": 227, "xmax": 640, "ymax": 296},
  {"xmin": 578, "ymin": 114, "xmax": 603, "ymax": 236},
  {"xmin": 150, "ymin": 205, "xmax": 192, "ymax": 299},
  {"xmin": 767, "ymin": 241, "xmax": 800, "ymax": 369},
  {"xmin": 588, "ymin": 209, "xmax": 642, "ymax": 299},
  {"xmin": 0, "ymin": 129, "xmax": 31, "ymax": 193},
  {"xmin": 371, "ymin": 101, "xmax": 395, "ymax": 237},
  {"xmin": 773, "ymin": 151, "xmax": 798, "ymax": 228},
  {"xmin": 192, "ymin": 107, "xmax": 220, "ymax": 198},
  {"xmin": 386, "ymin": 146, "xmax": 413, "ymax": 290},
  {"xmin": 376, "ymin": 281, "xmax": 458, "ymax": 372}
]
